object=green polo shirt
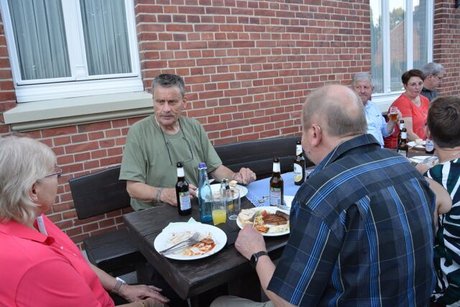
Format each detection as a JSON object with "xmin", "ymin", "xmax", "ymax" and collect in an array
[{"xmin": 120, "ymin": 115, "xmax": 222, "ymax": 210}]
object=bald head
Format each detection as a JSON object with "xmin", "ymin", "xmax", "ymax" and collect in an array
[{"xmin": 302, "ymin": 84, "xmax": 367, "ymax": 137}]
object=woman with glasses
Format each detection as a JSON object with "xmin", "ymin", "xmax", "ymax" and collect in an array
[
  {"xmin": 0, "ymin": 135, "xmax": 167, "ymax": 307},
  {"xmin": 384, "ymin": 69, "xmax": 430, "ymax": 149}
]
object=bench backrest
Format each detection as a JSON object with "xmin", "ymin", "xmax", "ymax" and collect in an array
[
  {"xmin": 69, "ymin": 165, "xmax": 130, "ymax": 219},
  {"xmin": 215, "ymin": 136, "xmax": 307, "ymax": 179}
]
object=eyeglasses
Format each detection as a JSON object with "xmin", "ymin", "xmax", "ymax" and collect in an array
[
  {"xmin": 407, "ymin": 81, "xmax": 423, "ymax": 87},
  {"xmin": 43, "ymin": 166, "xmax": 63, "ymax": 179},
  {"xmin": 157, "ymin": 119, "xmax": 194, "ymax": 165}
]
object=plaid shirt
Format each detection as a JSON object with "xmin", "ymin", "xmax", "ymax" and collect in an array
[{"xmin": 268, "ymin": 134, "xmax": 435, "ymax": 306}]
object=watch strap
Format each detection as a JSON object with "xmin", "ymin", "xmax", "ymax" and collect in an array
[{"xmin": 250, "ymin": 250, "xmax": 268, "ymax": 268}]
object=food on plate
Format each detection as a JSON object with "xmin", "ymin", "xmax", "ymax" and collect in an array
[
  {"xmin": 415, "ymin": 138, "xmax": 424, "ymax": 145},
  {"xmin": 183, "ymin": 236, "xmax": 216, "ymax": 256},
  {"xmin": 238, "ymin": 208, "xmax": 289, "ymax": 234},
  {"xmin": 229, "ymin": 180, "xmax": 238, "ymax": 187},
  {"xmin": 168, "ymin": 231, "xmax": 216, "ymax": 256}
]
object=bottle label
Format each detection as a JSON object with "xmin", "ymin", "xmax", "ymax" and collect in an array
[
  {"xmin": 270, "ymin": 188, "xmax": 282, "ymax": 206},
  {"xmin": 178, "ymin": 192, "xmax": 191, "ymax": 210},
  {"xmin": 401, "ymin": 132, "xmax": 407, "ymax": 139},
  {"xmin": 425, "ymin": 140, "xmax": 434, "ymax": 152},
  {"xmin": 272, "ymin": 162, "xmax": 281, "ymax": 173},
  {"xmin": 293, "ymin": 163, "xmax": 303, "ymax": 183},
  {"xmin": 296, "ymin": 145, "xmax": 303, "ymax": 156},
  {"xmin": 397, "ymin": 149, "xmax": 408, "ymax": 157}
]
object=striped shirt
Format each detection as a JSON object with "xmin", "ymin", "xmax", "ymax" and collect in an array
[
  {"xmin": 268, "ymin": 134, "xmax": 435, "ymax": 306},
  {"xmin": 426, "ymin": 158, "xmax": 460, "ymax": 305}
]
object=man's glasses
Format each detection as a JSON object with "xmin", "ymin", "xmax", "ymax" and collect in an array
[
  {"xmin": 43, "ymin": 166, "xmax": 63, "ymax": 179},
  {"xmin": 164, "ymin": 136, "xmax": 194, "ymax": 166}
]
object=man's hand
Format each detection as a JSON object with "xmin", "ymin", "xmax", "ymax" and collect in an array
[
  {"xmin": 233, "ymin": 167, "xmax": 257, "ymax": 185},
  {"xmin": 235, "ymin": 225, "xmax": 267, "ymax": 260}
]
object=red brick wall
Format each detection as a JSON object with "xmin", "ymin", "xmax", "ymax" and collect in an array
[
  {"xmin": 0, "ymin": 0, "xmax": 457, "ymax": 248},
  {"xmin": 433, "ymin": 2, "xmax": 460, "ymax": 96}
]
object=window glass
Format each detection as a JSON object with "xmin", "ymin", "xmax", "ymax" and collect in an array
[
  {"xmin": 370, "ymin": 0, "xmax": 431, "ymax": 96},
  {"xmin": 8, "ymin": 0, "xmax": 71, "ymax": 80},
  {"xmin": 80, "ymin": 0, "xmax": 132, "ymax": 76},
  {"xmin": 370, "ymin": 0, "xmax": 383, "ymax": 93},
  {"xmin": 413, "ymin": 0, "xmax": 428, "ymax": 70},
  {"xmin": 0, "ymin": 0, "xmax": 141, "ymax": 102},
  {"xmin": 389, "ymin": 0, "xmax": 406, "ymax": 92}
]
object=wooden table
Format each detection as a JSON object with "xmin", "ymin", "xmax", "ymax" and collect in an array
[{"xmin": 123, "ymin": 198, "xmax": 288, "ymax": 300}]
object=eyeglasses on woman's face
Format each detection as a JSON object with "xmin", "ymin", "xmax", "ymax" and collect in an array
[{"xmin": 43, "ymin": 166, "xmax": 63, "ymax": 179}]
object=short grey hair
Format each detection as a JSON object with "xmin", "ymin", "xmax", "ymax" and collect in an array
[
  {"xmin": 351, "ymin": 72, "xmax": 373, "ymax": 86},
  {"xmin": 151, "ymin": 73, "xmax": 186, "ymax": 98},
  {"xmin": 0, "ymin": 136, "xmax": 56, "ymax": 225},
  {"xmin": 421, "ymin": 62, "xmax": 445, "ymax": 78}
]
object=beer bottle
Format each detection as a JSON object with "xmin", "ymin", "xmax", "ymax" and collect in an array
[
  {"xmin": 293, "ymin": 140, "xmax": 305, "ymax": 186},
  {"xmin": 176, "ymin": 162, "xmax": 192, "ymax": 216},
  {"xmin": 397, "ymin": 128, "xmax": 409, "ymax": 157},
  {"xmin": 425, "ymin": 139, "xmax": 435, "ymax": 154},
  {"xmin": 269, "ymin": 157, "xmax": 284, "ymax": 207},
  {"xmin": 197, "ymin": 162, "xmax": 213, "ymax": 224},
  {"xmin": 397, "ymin": 120, "xmax": 405, "ymax": 146}
]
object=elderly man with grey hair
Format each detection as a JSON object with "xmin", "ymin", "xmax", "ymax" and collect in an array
[
  {"xmin": 351, "ymin": 72, "xmax": 398, "ymax": 147},
  {"xmin": 421, "ymin": 62, "xmax": 445, "ymax": 102},
  {"xmin": 211, "ymin": 84, "xmax": 437, "ymax": 306}
]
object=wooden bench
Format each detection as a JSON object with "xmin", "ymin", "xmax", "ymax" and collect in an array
[
  {"xmin": 215, "ymin": 135, "xmax": 311, "ymax": 179},
  {"xmin": 68, "ymin": 166, "xmax": 145, "ymax": 277}
]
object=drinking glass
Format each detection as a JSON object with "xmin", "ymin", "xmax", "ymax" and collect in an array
[
  {"xmin": 388, "ymin": 106, "xmax": 399, "ymax": 122},
  {"xmin": 212, "ymin": 199, "xmax": 227, "ymax": 225},
  {"xmin": 226, "ymin": 188, "xmax": 241, "ymax": 220}
]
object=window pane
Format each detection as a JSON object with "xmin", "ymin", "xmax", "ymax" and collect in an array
[
  {"xmin": 370, "ymin": 0, "xmax": 383, "ymax": 93},
  {"xmin": 389, "ymin": 0, "xmax": 406, "ymax": 91},
  {"xmin": 8, "ymin": 0, "xmax": 71, "ymax": 80},
  {"xmin": 80, "ymin": 0, "xmax": 132, "ymax": 76},
  {"xmin": 413, "ymin": 0, "xmax": 428, "ymax": 69}
]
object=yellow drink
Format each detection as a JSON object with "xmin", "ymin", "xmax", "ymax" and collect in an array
[{"xmin": 212, "ymin": 209, "xmax": 227, "ymax": 225}]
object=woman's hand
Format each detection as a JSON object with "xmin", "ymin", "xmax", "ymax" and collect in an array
[{"xmin": 119, "ymin": 283, "xmax": 169, "ymax": 305}]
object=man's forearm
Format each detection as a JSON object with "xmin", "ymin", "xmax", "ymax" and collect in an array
[
  {"xmin": 256, "ymin": 257, "xmax": 295, "ymax": 307},
  {"xmin": 210, "ymin": 165, "xmax": 235, "ymax": 182},
  {"xmin": 126, "ymin": 181, "xmax": 161, "ymax": 203}
]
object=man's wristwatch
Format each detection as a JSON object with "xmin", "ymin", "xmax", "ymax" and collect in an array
[{"xmin": 250, "ymin": 251, "xmax": 268, "ymax": 268}]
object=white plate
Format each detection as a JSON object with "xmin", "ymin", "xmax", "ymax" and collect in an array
[
  {"xmin": 210, "ymin": 183, "xmax": 248, "ymax": 200},
  {"xmin": 409, "ymin": 155, "xmax": 439, "ymax": 166},
  {"xmin": 236, "ymin": 206, "xmax": 290, "ymax": 237},
  {"xmin": 408, "ymin": 141, "xmax": 426, "ymax": 148},
  {"xmin": 154, "ymin": 222, "xmax": 227, "ymax": 260}
]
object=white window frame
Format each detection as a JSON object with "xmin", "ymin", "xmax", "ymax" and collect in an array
[
  {"xmin": 371, "ymin": 0, "xmax": 434, "ymax": 111},
  {"xmin": 0, "ymin": 0, "xmax": 143, "ymax": 103}
]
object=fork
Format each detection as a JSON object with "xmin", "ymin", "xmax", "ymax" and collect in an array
[{"xmin": 158, "ymin": 232, "xmax": 200, "ymax": 255}]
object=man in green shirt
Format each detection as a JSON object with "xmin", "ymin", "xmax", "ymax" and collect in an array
[{"xmin": 120, "ymin": 73, "xmax": 256, "ymax": 210}]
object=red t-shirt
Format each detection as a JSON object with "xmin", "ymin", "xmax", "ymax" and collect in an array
[
  {"xmin": 0, "ymin": 215, "xmax": 114, "ymax": 307},
  {"xmin": 384, "ymin": 94, "xmax": 429, "ymax": 149}
]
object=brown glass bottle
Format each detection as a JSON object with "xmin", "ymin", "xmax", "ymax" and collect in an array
[
  {"xmin": 397, "ymin": 129, "xmax": 409, "ymax": 157},
  {"xmin": 176, "ymin": 162, "xmax": 192, "ymax": 216},
  {"xmin": 293, "ymin": 140, "xmax": 305, "ymax": 186},
  {"xmin": 397, "ymin": 120, "xmax": 405, "ymax": 146},
  {"xmin": 269, "ymin": 157, "xmax": 284, "ymax": 207}
]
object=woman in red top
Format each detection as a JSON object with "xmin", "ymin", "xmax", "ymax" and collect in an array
[
  {"xmin": 385, "ymin": 69, "xmax": 430, "ymax": 149},
  {"xmin": 0, "ymin": 135, "xmax": 168, "ymax": 307}
]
